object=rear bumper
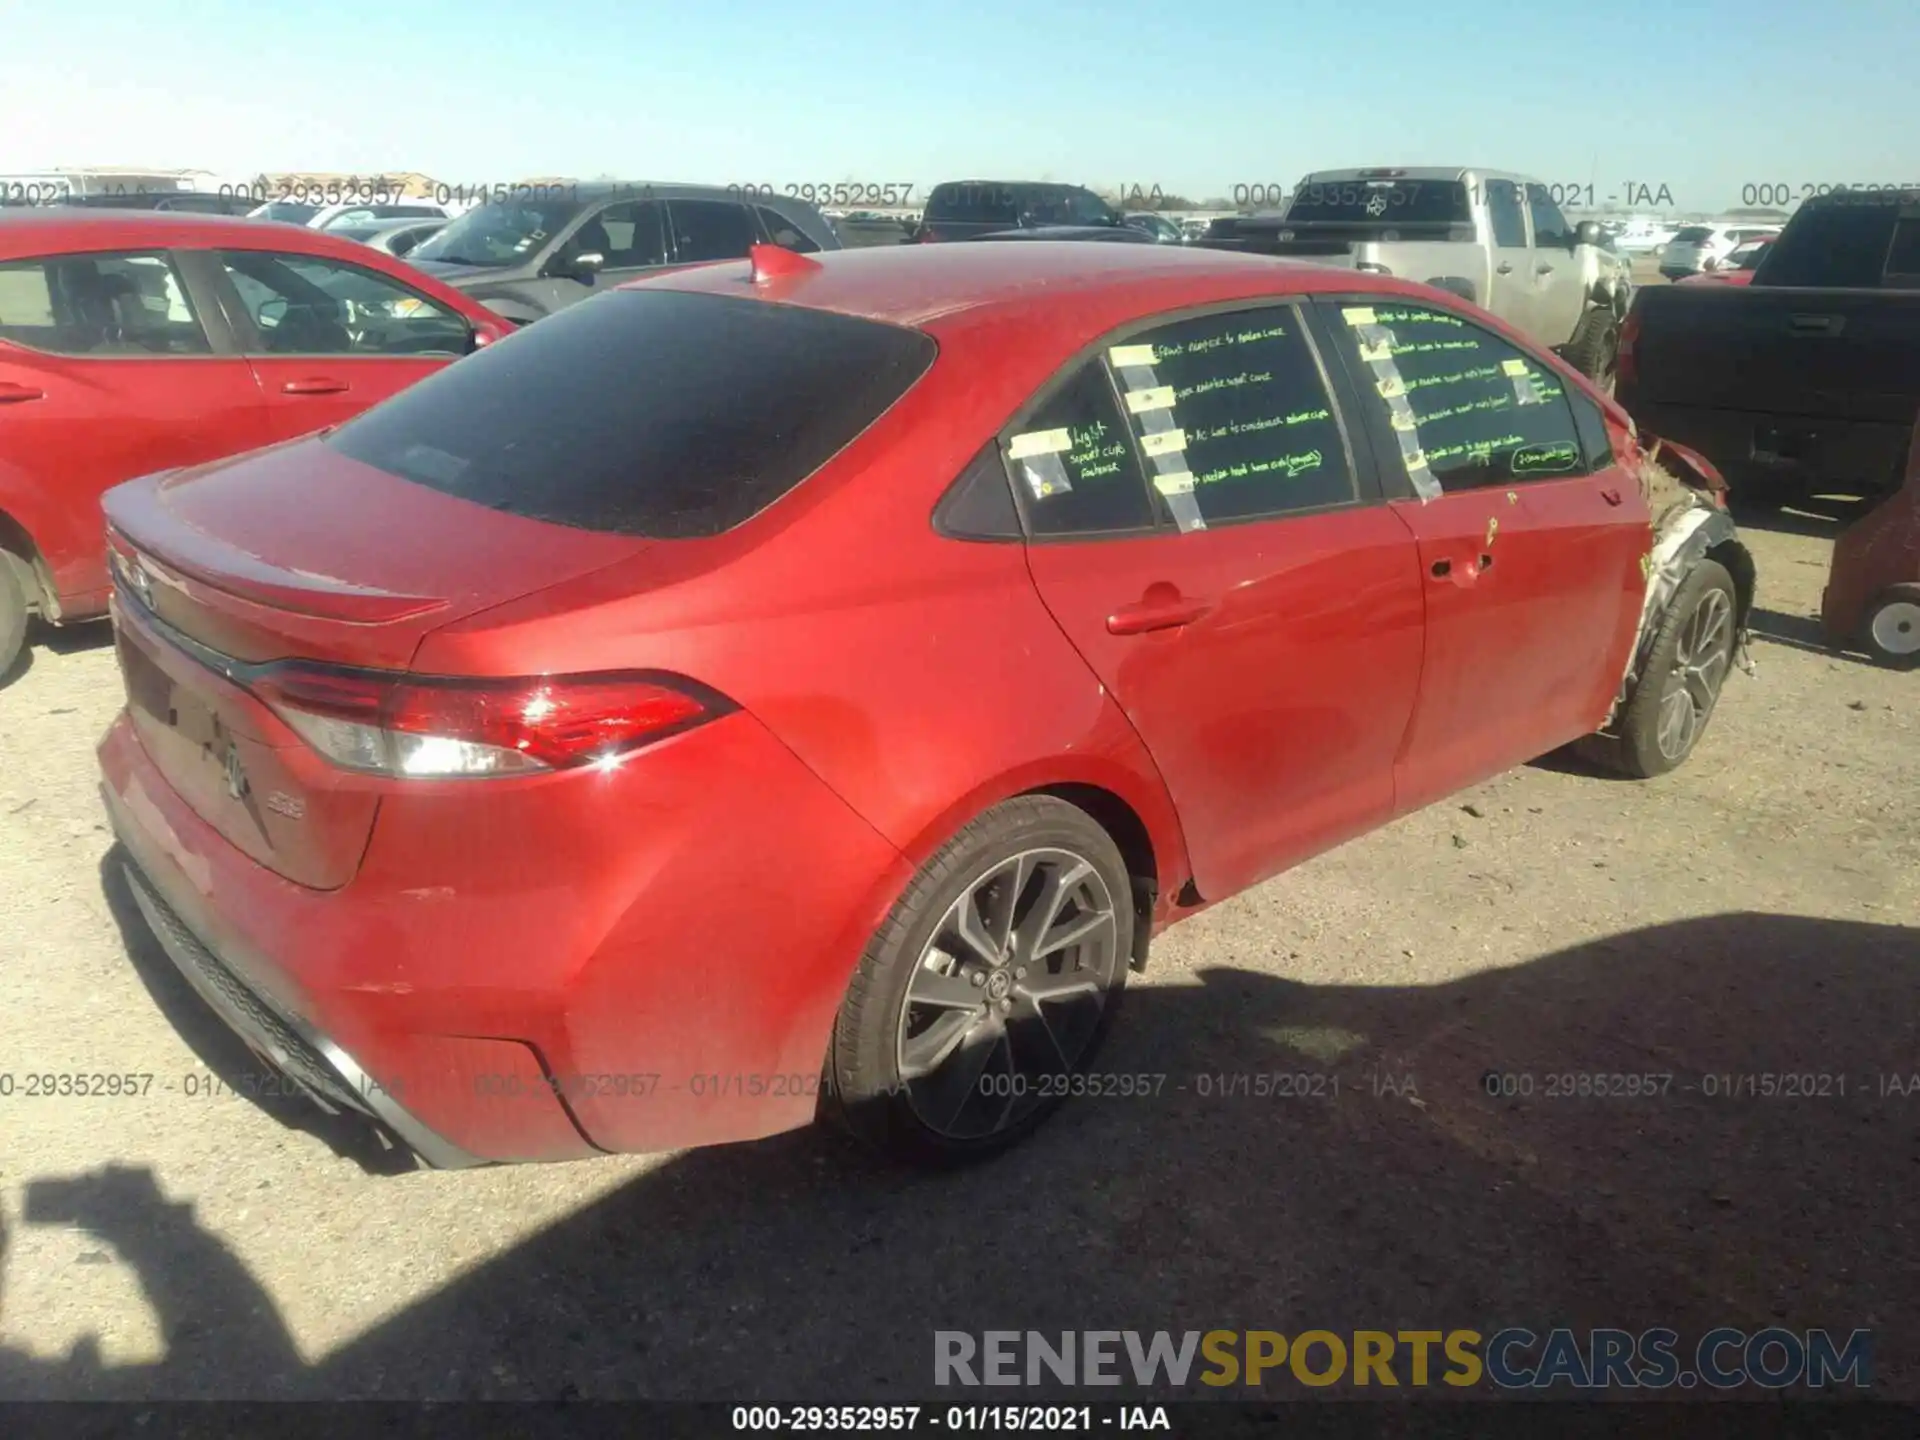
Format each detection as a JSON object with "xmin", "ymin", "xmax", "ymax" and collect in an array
[
  {"xmin": 97, "ymin": 690, "xmax": 910, "ymax": 1165},
  {"xmin": 111, "ymin": 842, "xmax": 485, "ymax": 1169}
]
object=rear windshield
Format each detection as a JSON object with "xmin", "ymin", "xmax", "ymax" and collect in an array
[
  {"xmin": 1671, "ymin": 227, "xmax": 1714, "ymax": 243},
  {"xmin": 1286, "ymin": 179, "xmax": 1470, "ymax": 224},
  {"xmin": 326, "ymin": 289, "xmax": 937, "ymax": 539},
  {"xmin": 1756, "ymin": 198, "xmax": 1903, "ymax": 287}
]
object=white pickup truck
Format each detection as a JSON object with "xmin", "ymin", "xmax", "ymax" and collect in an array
[{"xmin": 1197, "ymin": 166, "xmax": 1634, "ymax": 391}]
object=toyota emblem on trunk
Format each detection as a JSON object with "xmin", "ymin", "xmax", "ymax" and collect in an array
[{"xmin": 126, "ymin": 556, "xmax": 153, "ymax": 609}]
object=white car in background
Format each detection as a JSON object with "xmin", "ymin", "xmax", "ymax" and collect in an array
[
  {"xmin": 1611, "ymin": 218, "xmax": 1678, "ymax": 254},
  {"xmin": 1658, "ymin": 221, "xmax": 1779, "ymax": 280}
]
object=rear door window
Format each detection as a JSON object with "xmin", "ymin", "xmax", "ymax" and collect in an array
[
  {"xmin": 1103, "ymin": 307, "xmax": 1356, "ymax": 525},
  {"xmin": 325, "ymin": 290, "xmax": 936, "ymax": 538},
  {"xmin": 1525, "ymin": 184, "xmax": 1573, "ymax": 247},
  {"xmin": 1486, "ymin": 181, "xmax": 1527, "ymax": 248},
  {"xmin": 0, "ymin": 251, "xmax": 210, "ymax": 355},
  {"xmin": 924, "ymin": 184, "xmax": 1019, "ymax": 226},
  {"xmin": 666, "ymin": 199, "xmax": 757, "ymax": 262}
]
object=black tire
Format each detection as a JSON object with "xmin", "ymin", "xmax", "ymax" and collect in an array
[
  {"xmin": 0, "ymin": 554, "xmax": 28, "ymax": 682},
  {"xmin": 1582, "ymin": 560, "xmax": 1738, "ymax": 778},
  {"xmin": 825, "ymin": 795, "xmax": 1134, "ymax": 1165},
  {"xmin": 1861, "ymin": 585, "xmax": 1920, "ymax": 670},
  {"xmin": 1563, "ymin": 307, "xmax": 1619, "ymax": 392}
]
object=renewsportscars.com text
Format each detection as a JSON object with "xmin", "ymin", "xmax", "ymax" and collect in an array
[{"xmin": 934, "ymin": 1328, "xmax": 1872, "ymax": 1391}]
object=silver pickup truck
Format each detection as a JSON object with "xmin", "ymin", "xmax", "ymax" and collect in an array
[{"xmin": 1196, "ymin": 167, "xmax": 1634, "ymax": 390}]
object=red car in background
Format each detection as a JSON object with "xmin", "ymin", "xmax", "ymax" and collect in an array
[
  {"xmin": 97, "ymin": 242, "xmax": 1754, "ymax": 1171},
  {"xmin": 1676, "ymin": 233, "xmax": 1778, "ymax": 286},
  {"xmin": 0, "ymin": 210, "xmax": 512, "ymax": 676}
]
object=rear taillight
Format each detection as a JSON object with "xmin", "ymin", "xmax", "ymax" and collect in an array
[
  {"xmin": 247, "ymin": 663, "xmax": 729, "ymax": 778},
  {"xmin": 1617, "ymin": 307, "xmax": 1642, "ymax": 389}
]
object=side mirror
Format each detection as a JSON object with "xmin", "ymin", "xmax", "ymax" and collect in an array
[
  {"xmin": 1574, "ymin": 220, "xmax": 1605, "ymax": 248},
  {"xmin": 548, "ymin": 251, "xmax": 605, "ymax": 285}
]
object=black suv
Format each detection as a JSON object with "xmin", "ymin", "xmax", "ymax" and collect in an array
[
  {"xmin": 408, "ymin": 182, "xmax": 840, "ymax": 325},
  {"xmin": 912, "ymin": 181, "xmax": 1128, "ymax": 242}
]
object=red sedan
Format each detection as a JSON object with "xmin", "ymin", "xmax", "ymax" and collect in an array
[
  {"xmin": 0, "ymin": 210, "xmax": 512, "ymax": 675},
  {"xmin": 97, "ymin": 242, "xmax": 1753, "ymax": 1169}
]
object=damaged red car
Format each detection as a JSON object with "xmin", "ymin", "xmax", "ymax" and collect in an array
[{"xmin": 97, "ymin": 242, "xmax": 1755, "ymax": 1169}]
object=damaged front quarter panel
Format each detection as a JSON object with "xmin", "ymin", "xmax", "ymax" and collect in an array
[{"xmin": 1600, "ymin": 436, "xmax": 1758, "ymax": 733}]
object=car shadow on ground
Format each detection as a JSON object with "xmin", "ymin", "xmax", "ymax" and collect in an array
[
  {"xmin": 1743, "ymin": 606, "xmax": 1886, "ymax": 669},
  {"xmin": 0, "ymin": 618, "xmax": 114, "ymax": 690},
  {"xmin": 1729, "ymin": 494, "xmax": 1874, "ymax": 540},
  {"xmin": 7, "ymin": 910, "xmax": 1916, "ymax": 1403}
]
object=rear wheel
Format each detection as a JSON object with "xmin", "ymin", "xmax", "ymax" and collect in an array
[
  {"xmin": 1563, "ymin": 307, "xmax": 1619, "ymax": 393},
  {"xmin": 1583, "ymin": 560, "xmax": 1737, "ymax": 778},
  {"xmin": 1862, "ymin": 586, "xmax": 1920, "ymax": 670},
  {"xmin": 826, "ymin": 796, "xmax": 1133, "ymax": 1165},
  {"xmin": 0, "ymin": 555, "xmax": 28, "ymax": 682}
]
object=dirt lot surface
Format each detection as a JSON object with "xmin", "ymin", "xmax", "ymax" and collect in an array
[{"xmin": 1, "ymin": 499, "xmax": 1914, "ymax": 1402}]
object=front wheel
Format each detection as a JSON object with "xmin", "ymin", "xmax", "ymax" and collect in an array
[
  {"xmin": 1862, "ymin": 586, "xmax": 1920, "ymax": 670},
  {"xmin": 1583, "ymin": 560, "xmax": 1738, "ymax": 778},
  {"xmin": 825, "ymin": 796, "xmax": 1134, "ymax": 1165}
]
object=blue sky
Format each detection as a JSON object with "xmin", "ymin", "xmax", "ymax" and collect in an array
[{"xmin": 6, "ymin": 0, "xmax": 1917, "ymax": 212}]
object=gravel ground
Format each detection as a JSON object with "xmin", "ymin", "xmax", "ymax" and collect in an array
[{"xmin": 0, "ymin": 497, "xmax": 1914, "ymax": 1403}]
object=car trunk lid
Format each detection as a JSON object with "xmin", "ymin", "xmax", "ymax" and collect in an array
[{"xmin": 102, "ymin": 441, "xmax": 650, "ymax": 889}]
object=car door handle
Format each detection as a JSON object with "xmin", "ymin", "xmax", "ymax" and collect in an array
[
  {"xmin": 280, "ymin": 377, "xmax": 350, "ymax": 395},
  {"xmin": 1535, "ymin": 263, "xmax": 1554, "ymax": 275},
  {"xmin": 1106, "ymin": 593, "xmax": 1212, "ymax": 635},
  {"xmin": 1496, "ymin": 262, "xmax": 1515, "ymax": 275},
  {"xmin": 0, "ymin": 381, "xmax": 46, "ymax": 404},
  {"xmin": 1787, "ymin": 313, "xmax": 1844, "ymax": 336}
]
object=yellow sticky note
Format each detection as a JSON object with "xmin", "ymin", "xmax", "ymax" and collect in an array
[
  {"xmin": 1391, "ymin": 409, "xmax": 1418, "ymax": 432},
  {"xmin": 1376, "ymin": 375, "xmax": 1405, "ymax": 398},
  {"xmin": 1008, "ymin": 428, "xmax": 1072, "ymax": 459},
  {"xmin": 1140, "ymin": 429, "xmax": 1187, "ymax": 457},
  {"xmin": 1108, "ymin": 343, "xmax": 1156, "ymax": 368},
  {"xmin": 1501, "ymin": 358, "xmax": 1529, "ymax": 377},
  {"xmin": 1153, "ymin": 471, "xmax": 1196, "ymax": 496},
  {"xmin": 1342, "ymin": 307, "xmax": 1377, "ymax": 326},
  {"xmin": 1404, "ymin": 450, "xmax": 1428, "ymax": 470},
  {"xmin": 1359, "ymin": 339, "xmax": 1393, "ymax": 363},
  {"xmin": 1126, "ymin": 386, "xmax": 1175, "ymax": 414}
]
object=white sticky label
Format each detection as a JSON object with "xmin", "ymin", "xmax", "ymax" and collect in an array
[
  {"xmin": 1008, "ymin": 428, "xmax": 1072, "ymax": 459},
  {"xmin": 1152, "ymin": 470, "xmax": 1196, "ymax": 496},
  {"xmin": 1342, "ymin": 307, "xmax": 1378, "ymax": 327},
  {"xmin": 1126, "ymin": 386, "xmax": 1175, "ymax": 414},
  {"xmin": 1501, "ymin": 358, "xmax": 1530, "ymax": 377},
  {"xmin": 1376, "ymin": 375, "xmax": 1406, "ymax": 398},
  {"xmin": 1140, "ymin": 429, "xmax": 1187, "ymax": 457},
  {"xmin": 1390, "ymin": 408, "xmax": 1418, "ymax": 432},
  {"xmin": 1108, "ymin": 343, "xmax": 1157, "ymax": 368}
]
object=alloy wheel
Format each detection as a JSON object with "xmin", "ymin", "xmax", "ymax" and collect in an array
[
  {"xmin": 1655, "ymin": 586, "xmax": 1734, "ymax": 762},
  {"xmin": 895, "ymin": 848, "xmax": 1120, "ymax": 1140}
]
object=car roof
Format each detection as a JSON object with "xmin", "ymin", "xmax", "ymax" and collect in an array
[
  {"xmin": 0, "ymin": 207, "xmax": 421, "ymax": 262},
  {"xmin": 636, "ymin": 239, "xmax": 1442, "ymax": 332}
]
